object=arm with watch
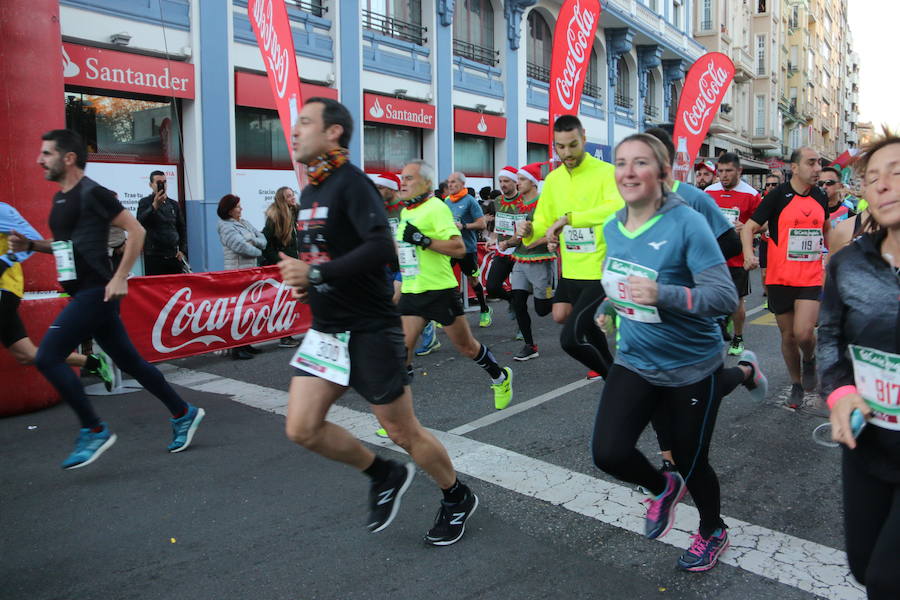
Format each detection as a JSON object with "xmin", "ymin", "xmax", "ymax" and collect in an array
[{"xmin": 402, "ymin": 222, "xmax": 465, "ymax": 258}]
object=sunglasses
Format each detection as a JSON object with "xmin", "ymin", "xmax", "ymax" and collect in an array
[
  {"xmin": 765, "ymin": 182, "xmax": 779, "ymax": 187},
  {"xmin": 817, "ymin": 180, "xmax": 838, "ymax": 187}
]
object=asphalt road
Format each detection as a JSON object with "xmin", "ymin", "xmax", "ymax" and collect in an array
[{"xmin": 1, "ymin": 270, "xmax": 857, "ymax": 600}]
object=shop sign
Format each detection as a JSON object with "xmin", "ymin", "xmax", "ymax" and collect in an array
[
  {"xmin": 62, "ymin": 43, "xmax": 194, "ymax": 99},
  {"xmin": 454, "ymin": 109, "xmax": 506, "ymax": 138},
  {"xmin": 364, "ymin": 93, "xmax": 435, "ymax": 129}
]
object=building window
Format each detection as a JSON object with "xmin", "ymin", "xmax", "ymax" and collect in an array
[
  {"xmin": 671, "ymin": 1, "xmax": 681, "ymax": 29},
  {"xmin": 235, "ymin": 106, "xmax": 291, "ymax": 169},
  {"xmin": 454, "ymin": 133, "xmax": 494, "ymax": 178},
  {"xmin": 757, "ymin": 0, "xmax": 766, "ymax": 14},
  {"xmin": 289, "ymin": 0, "xmax": 325, "ymax": 18},
  {"xmin": 364, "ymin": 123, "xmax": 423, "ymax": 173},
  {"xmin": 668, "ymin": 82, "xmax": 679, "ymax": 122},
  {"xmin": 756, "ymin": 34, "xmax": 766, "ymax": 76},
  {"xmin": 453, "ymin": 0, "xmax": 498, "ymax": 66},
  {"xmin": 65, "ymin": 91, "xmax": 181, "ymax": 164},
  {"xmin": 755, "ymin": 95, "xmax": 765, "ymax": 136},
  {"xmin": 789, "ymin": 5, "xmax": 799, "ymax": 28},
  {"xmin": 527, "ymin": 143, "xmax": 548, "ymax": 165},
  {"xmin": 362, "ymin": 0, "xmax": 425, "ymax": 45},
  {"xmin": 584, "ymin": 48, "xmax": 602, "ymax": 100},
  {"xmin": 646, "ymin": 74, "xmax": 659, "ymax": 118},
  {"xmin": 615, "ymin": 57, "xmax": 632, "ymax": 111},
  {"xmin": 648, "ymin": 0, "xmax": 658, "ymax": 12},
  {"xmin": 526, "ymin": 10, "xmax": 552, "ymax": 82},
  {"xmin": 700, "ymin": 0, "xmax": 712, "ymax": 30}
]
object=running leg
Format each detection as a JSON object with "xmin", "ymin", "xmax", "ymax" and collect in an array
[
  {"xmin": 774, "ymin": 311, "xmax": 801, "ymax": 384},
  {"xmin": 793, "ymin": 298, "xmax": 820, "ymax": 361},
  {"xmin": 559, "ymin": 288, "xmax": 613, "ymax": 377},
  {"xmin": 486, "ymin": 255, "xmax": 513, "ymax": 303},
  {"xmin": 510, "ymin": 290, "xmax": 533, "ymax": 346}
]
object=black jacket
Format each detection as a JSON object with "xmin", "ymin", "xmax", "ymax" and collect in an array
[{"xmin": 136, "ymin": 194, "xmax": 186, "ymax": 257}]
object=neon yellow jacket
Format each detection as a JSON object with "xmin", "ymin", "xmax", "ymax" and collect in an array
[{"xmin": 524, "ymin": 153, "xmax": 623, "ymax": 280}]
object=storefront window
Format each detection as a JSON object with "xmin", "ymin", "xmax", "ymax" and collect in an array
[
  {"xmin": 454, "ymin": 134, "xmax": 494, "ymax": 178},
  {"xmin": 364, "ymin": 123, "xmax": 422, "ymax": 173},
  {"xmin": 235, "ymin": 106, "xmax": 292, "ymax": 170},
  {"xmin": 65, "ymin": 91, "xmax": 181, "ymax": 163},
  {"xmin": 527, "ymin": 143, "xmax": 548, "ymax": 165}
]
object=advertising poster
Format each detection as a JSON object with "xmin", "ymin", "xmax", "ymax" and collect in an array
[{"xmin": 232, "ymin": 168, "xmax": 299, "ymax": 230}]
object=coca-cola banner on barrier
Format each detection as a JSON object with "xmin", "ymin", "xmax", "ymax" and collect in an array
[
  {"xmin": 547, "ymin": 0, "xmax": 602, "ymax": 154},
  {"xmin": 671, "ymin": 52, "xmax": 735, "ymax": 181},
  {"xmin": 248, "ymin": 0, "xmax": 305, "ymax": 184},
  {"xmin": 120, "ymin": 267, "xmax": 311, "ymax": 362}
]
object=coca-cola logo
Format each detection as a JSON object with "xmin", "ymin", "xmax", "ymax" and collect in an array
[
  {"xmin": 252, "ymin": 0, "xmax": 291, "ymax": 99},
  {"xmin": 151, "ymin": 279, "xmax": 300, "ymax": 353},
  {"xmin": 682, "ymin": 60, "xmax": 730, "ymax": 136},
  {"xmin": 553, "ymin": 1, "xmax": 596, "ymax": 112}
]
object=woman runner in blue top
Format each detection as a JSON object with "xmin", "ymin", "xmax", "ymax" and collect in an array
[{"xmin": 591, "ymin": 134, "xmax": 766, "ymax": 573}]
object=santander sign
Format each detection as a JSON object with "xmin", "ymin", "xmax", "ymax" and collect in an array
[{"xmin": 61, "ymin": 43, "xmax": 194, "ymax": 99}]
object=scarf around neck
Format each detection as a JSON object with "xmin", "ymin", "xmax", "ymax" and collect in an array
[
  {"xmin": 307, "ymin": 148, "xmax": 349, "ymax": 185},
  {"xmin": 447, "ymin": 189, "xmax": 468, "ymax": 203}
]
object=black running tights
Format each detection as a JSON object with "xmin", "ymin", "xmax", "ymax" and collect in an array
[
  {"xmin": 591, "ymin": 364, "xmax": 727, "ymax": 537},
  {"xmin": 486, "ymin": 254, "xmax": 513, "ymax": 302},
  {"xmin": 559, "ymin": 286, "xmax": 613, "ymax": 376},
  {"xmin": 510, "ymin": 290, "xmax": 552, "ymax": 346}
]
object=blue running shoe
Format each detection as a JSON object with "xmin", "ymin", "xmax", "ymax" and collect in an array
[
  {"xmin": 677, "ymin": 528, "xmax": 730, "ymax": 572},
  {"xmin": 62, "ymin": 423, "xmax": 117, "ymax": 470},
  {"xmin": 738, "ymin": 350, "xmax": 768, "ymax": 403},
  {"xmin": 415, "ymin": 321, "xmax": 441, "ymax": 356},
  {"xmin": 643, "ymin": 471, "xmax": 686, "ymax": 539},
  {"xmin": 168, "ymin": 405, "xmax": 206, "ymax": 453}
]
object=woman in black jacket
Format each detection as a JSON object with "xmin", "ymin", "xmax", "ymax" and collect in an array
[
  {"xmin": 818, "ymin": 131, "xmax": 900, "ymax": 600},
  {"xmin": 261, "ymin": 186, "xmax": 300, "ymax": 348}
]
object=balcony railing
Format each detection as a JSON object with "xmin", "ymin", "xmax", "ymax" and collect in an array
[
  {"xmin": 583, "ymin": 81, "xmax": 603, "ymax": 99},
  {"xmin": 615, "ymin": 94, "xmax": 633, "ymax": 109},
  {"xmin": 362, "ymin": 9, "xmax": 426, "ymax": 45},
  {"xmin": 645, "ymin": 104, "xmax": 659, "ymax": 118},
  {"xmin": 700, "ymin": 19, "xmax": 712, "ymax": 30},
  {"xmin": 291, "ymin": 0, "xmax": 326, "ymax": 17},
  {"xmin": 453, "ymin": 39, "xmax": 500, "ymax": 67},
  {"xmin": 526, "ymin": 62, "xmax": 550, "ymax": 83}
]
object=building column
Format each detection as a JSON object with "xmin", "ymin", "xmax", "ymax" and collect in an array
[
  {"xmin": 605, "ymin": 28, "xmax": 634, "ymax": 147},
  {"xmin": 337, "ymin": 0, "xmax": 363, "ymax": 163},
  {"xmin": 504, "ymin": 1, "xmax": 536, "ymax": 168},
  {"xmin": 663, "ymin": 58, "xmax": 687, "ymax": 123},
  {"xmin": 637, "ymin": 45, "xmax": 662, "ymax": 131},
  {"xmin": 435, "ymin": 2, "xmax": 454, "ymax": 177}
]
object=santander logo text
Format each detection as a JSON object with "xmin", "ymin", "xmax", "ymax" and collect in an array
[
  {"xmin": 682, "ymin": 60, "xmax": 730, "ymax": 136},
  {"xmin": 151, "ymin": 279, "xmax": 299, "ymax": 353},
  {"xmin": 252, "ymin": 0, "xmax": 291, "ymax": 99},
  {"xmin": 554, "ymin": 1, "xmax": 596, "ymax": 112}
]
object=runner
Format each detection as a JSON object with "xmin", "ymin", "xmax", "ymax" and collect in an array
[
  {"xmin": 444, "ymin": 171, "xmax": 492, "ymax": 327},
  {"xmin": 818, "ymin": 131, "xmax": 900, "ymax": 598},
  {"xmin": 741, "ymin": 147, "xmax": 830, "ymax": 408},
  {"xmin": 371, "ymin": 173, "xmax": 408, "ymax": 304},
  {"xmin": 505, "ymin": 163, "xmax": 555, "ymax": 361},
  {"xmin": 591, "ymin": 133, "xmax": 765, "ymax": 573},
  {"xmin": 278, "ymin": 99, "xmax": 478, "ymax": 545},
  {"xmin": 694, "ymin": 160, "xmax": 717, "ymax": 190},
  {"xmin": 1, "ymin": 201, "xmax": 113, "ymax": 388},
  {"xmin": 485, "ymin": 166, "xmax": 521, "ymax": 319},
  {"xmin": 518, "ymin": 114, "xmax": 622, "ymax": 380},
  {"xmin": 829, "ymin": 199, "xmax": 871, "ymax": 253},
  {"xmin": 759, "ymin": 172, "xmax": 784, "ymax": 299},
  {"xmin": 820, "ymin": 165, "xmax": 851, "ymax": 228},
  {"xmin": 704, "ymin": 153, "xmax": 763, "ymax": 356},
  {"xmin": 8, "ymin": 129, "xmax": 204, "ymax": 469},
  {"xmin": 395, "ymin": 159, "xmax": 513, "ymax": 410}
]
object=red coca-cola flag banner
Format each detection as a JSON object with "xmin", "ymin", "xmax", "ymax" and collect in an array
[
  {"xmin": 671, "ymin": 52, "xmax": 735, "ymax": 181},
  {"xmin": 248, "ymin": 0, "xmax": 305, "ymax": 185},
  {"xmin": 120, "ymin": 267, "xmax": 311, "ymax": 363},
  {"xmin": 547, "ymin": 0, "xmax": 602, "ymax": 156}
]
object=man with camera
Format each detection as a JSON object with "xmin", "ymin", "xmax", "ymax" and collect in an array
[{"xmin": 136, "ymin": 170, "xmax": 186, "ymax": 275}]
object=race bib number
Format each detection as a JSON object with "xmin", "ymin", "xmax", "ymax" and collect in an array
[
  {"xmin": 601, "ymin": 257, "xmax": 662, "ymax": 323},
  {"xmin": 495, "ymin": 212, "xmax": 526, "ymax": 237},
  {"xmin": 388, "ymin": 218, "xmax": 400, "ymax": 236},
  {"xmin": 719, "ymin": 207, "xmax": 740, "ymax": 225},
  {"xmin": 787, "ymin": 228, "xmax": 824, "ymax": 261},
  {"xmin": 849, "ymin": 345, "xmax": 900, "ymax": 429},
  {"xmin": 291, "ymin": 329, "xmax": 351, "ymax": 386},
  {"xmin": 397, "ymin": 242, "xmax": 419, "ymax": 277},
  {"xmin": 563, "ymin": 226, "xmax": 597, "ymax": 253},
  {"xmin": 51, "ymin": 240, "xmax": 77, "ymax": 282}
]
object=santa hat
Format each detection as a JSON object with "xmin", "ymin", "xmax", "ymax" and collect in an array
[
  {"xmin": 694, "ymin": 160, "xmax": 716, "ymax": 174},
  {"xmin": 518, "ymin": 162, "xmax": 543, "ymax": 185},
  {"xmin": 497, "ymin": 165, "xmax": 519, "ymax": 181},
  {"xmin": 370, "ymin": 172, "xmax": 400, "ymax": 191}
]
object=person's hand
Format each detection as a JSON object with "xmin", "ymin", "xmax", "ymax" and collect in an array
[
  {"xmin": 516, "ymin": 220, "xmax": 533, "ymax": 238},
  {"xmin": 152, "ymin": 188, "xmax": 165, "ymax": 209},
  {"xmin": 734, "ymin": 220, "xmax": 744, "ymax": 234},
  {"xmin": 830, "ymin": 393, "xmax": 871, "ymax": 450},
  {"xmin": 8, "ymin": 230, "xmax": 29, "ymax": 253},
  {"xmin": 744, "ymin": 254, "xmax": 760, "ymax": 271},
  {"xmin": 595, "ymin": 313, "xmax": 609, "ymax": 333},
  {"xmin": 455, "ymin": 221, "xmax": 464, "ymax": 231},
  {"xmin": 176, "ymin": 250, "xmax": 185, "ymax": 262},
  {"xmin": 498, "ymin": 239, "xmax": 508, "ymax": 251},
  {"xmin": 547, "ymin": 241, "xmax": 558, "ymax": 253},
  {"xmin": 278, "ymin": 252, "xmax": 310, "ymax": 288},
  {"xmin": 546, "ymin": 216, "xmax": 569, "ymax": 243},
  {"xmin": 291, "ymin": 287, "xmax": 309, "ymax": 303},
  {"xmin": 104, "ymin": 275, "xmax": 128, "ymax": 302},
  {"xmin": 402, "ymin": 222, "xmax": 432, "ymax": 248},
  {"xmin": 627, "ymin": 276, "xmax": 659, "ymax": 306}
]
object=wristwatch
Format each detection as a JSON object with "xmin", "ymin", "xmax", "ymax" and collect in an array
[{"xmin": 308, "ymin": 265, "xmax": 324, "ymax": 285}]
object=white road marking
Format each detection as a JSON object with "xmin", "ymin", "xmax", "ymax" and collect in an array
[
  {"xmin": 746, "ymin": 302, "xmax": 767, "ymax": 317},
  {"xmin": 162, "ymin": 366, "xmax": 864, "ymax": 600}
]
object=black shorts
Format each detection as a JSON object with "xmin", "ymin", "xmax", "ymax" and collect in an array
[
  {"xmin": 728, "ymin": 266, "xmax": 751, "ymax": 298},
  {"xmin": 397, "ymin": 288, "xmax": 464, "ymax": 326},
  {"xmin": 451, "ymin": 252, "xmax": 480, "ymax": 278},
  {"xmin": 0, "ymin": 290, "xmax": 27, "ymax": 348},
  {"xmin": 758, "ymin": 238, "xmax": 768, "ymax": 269},
  {"xmin": 293, "ymin": 326, "xmax": 410, "ymax": 405},
  {"xmin": 767, "ymin": 285, "xmax": 822, "ymax": 315},
  {"xmin": 553, "ymin": 277, "xmax": 605, "ymax": 305}
]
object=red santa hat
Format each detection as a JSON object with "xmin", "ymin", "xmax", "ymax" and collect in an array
[
  {"xmin": 518, "ymin": 162, "xmax": 544, "ymax": 185},
  {"xmin": 370, "ymin": 172, "xmax": 400, "ymax": 191},
  {"xmin": 497, "ymin": 165, "xmax": 519, "ymax": 181}
]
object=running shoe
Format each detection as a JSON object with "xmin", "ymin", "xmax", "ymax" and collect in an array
[
  {"xmin": 61, "ymin": 423, "xmax": 117, "ymax": 470},
  {"xmin": 787, "ymin": 383, "xmax": 804, "ymax": 409},
  {"xmin": 801, "ymin": 358, "xmax": 818, "ymax": 392},
  {"xmin": 727, "ymin": 336, "xmax": 744, "ymax": 356},
  {"xmin": 375, "ymin": 428, "xmax": 389, "ymax": 439},
  {"xmin": 168, "ymin": 405, "xmax": 206, "ymax": 453},
  {"xmin": 677, "ymin": 528, "xmax": 730, "ymax": 572},
  {"xmin": 491, "ymin": 367, "xmax": 513, "ymax": 410},
  {"xmin": 424, "ymin": 487, "xmax": 479, "ymax": 546},
  {"xmin": 90, "ymin": 352, "xmax": 114, "ymax": 392},
  {"xmin": 586, "ymin": 370, "xmax": 603, "ymax": 381},
  {"xmin": 415, "ymin": 321, "xmax": 441, "ymax": 356},
  {"xmin": 643, "ymin": 470, "xmax": 686, "ymax": 539},
  {"xmin": 479, "ymin": 306, "xmax": 493, "ymax": 328},
  {"xmin": 367, "ymin": 461, "xmax": 415, "ymax": 533},
  {"xmin": 738, "ymin": 350, "xmax": 768, "ymax": 403},
  {"xmin": 278, "ymin": 336, "xmax": 300, "ymax": 348},
  {"xmin": 660, "ymin": 459, "xmax": 677, "ymax": 473},
  {"xmin": 513, "ymin": 344, "xmax": 539, "ymax": 362},
  {"xmin": 514, "ymin": 329, "xmax": 524, "ymax": 341},
  {"xmin": 718, "ymin": 319, "xmax": 731, "ymax": 342}
]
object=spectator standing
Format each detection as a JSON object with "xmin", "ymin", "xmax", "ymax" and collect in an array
[
  {"xmin": 136, "ymin": 170, "xmax": 186, "ymax": 275},
  {"xmin": 261, "ymin": 186, "xmax": 301, "ymax": 348}
]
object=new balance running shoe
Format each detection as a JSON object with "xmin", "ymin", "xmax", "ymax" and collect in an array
[
  {"xmin": 168, "ymin": 405, "xmax": 205, "ymax": 453},
  {"xmin": 479, "ymin": 306, "xmax": 493, "ymax": 328},
  {"xmin": 62, "ymin": 423, "xmax": 117, "ymax": 470},
  {"xmin": 677, "ymin": 528, "xmax": 730, "ymax": 572},
  {"xmin": 643, "ymin": 471, "xmax": 686, "ymax": 539},
  {"xmin": 491, "ymin": 367, "xmax": 513, "ymax": 410},
  {"xmin": 415, "ymin": 321, "xmax": 441, "ymax": 356},
  {"xmin": 513, "ymin": 344, "xmax": 539, "ymax": 362},
  {"xmin": 738, "ymin": 350, "xmax": 768, "ymax": 403},
  {"xmin": 424, "ymin": 487, "xmax": 479, "ymax": 546},
  {"xmin": 367, "ymin": 461, "xmax": 415, "ymax": 533}
]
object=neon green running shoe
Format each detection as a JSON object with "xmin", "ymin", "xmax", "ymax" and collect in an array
[
  {"xmin": 727, "ymin": 336, "xmax": 744, "ymax": 356},
  {"xmin": 90, "ymin": 351, "xmax": 114, "ymax": 392},
  {"xmin": 491, "ymin": 367, "xmax": 513, "ymax": 410},
  {"xmin": 375, "ymin": 428, "xmax": 389, "ymax": 439},
  {"xmin": 479, "ymin": 306, "xmax": 493, "ymax": 328}
]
